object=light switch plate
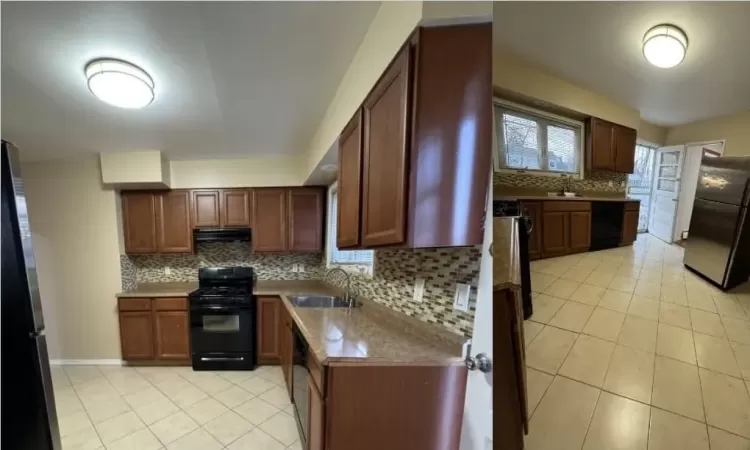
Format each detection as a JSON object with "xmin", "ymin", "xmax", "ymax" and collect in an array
[
  {"xmin": 299, "ymin": 264, "xmax": 305, "ymax": 273},
  {"xmin": 292, "ymin": 264, "xmax": 298, "ymax": 273},
  {"xmin": 413, "ymin": 277, "xmax": 425, "ymax": 303},
  {"xmin": 453, "ymin": 283, "xmax": 471, "ymax": 312}
]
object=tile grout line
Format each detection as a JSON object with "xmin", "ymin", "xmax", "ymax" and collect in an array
[{"xmin": 64, "ymin": 366, "xmax": 113, "ymax": 448}]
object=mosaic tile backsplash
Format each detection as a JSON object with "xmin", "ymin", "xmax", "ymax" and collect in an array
[{"xmin": 494, "ymin": 170, "xmax": 627, "ymax": 193}]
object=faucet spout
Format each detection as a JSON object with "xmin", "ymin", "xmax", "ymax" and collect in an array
[{"xmin": 323, "ymin": 268, "xmax": 354, "ymax": 309}]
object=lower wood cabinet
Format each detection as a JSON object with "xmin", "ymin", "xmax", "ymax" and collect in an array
[
  {"xmin": 308, "ymin": 375, "xmax": 325, "ymax": 450},
  {"xmin": 541, "ymin": 211, "xmax": 569, "ymax": 255},
  {"xmin": 118, "ymin": 297, "xmax": 190, "ymax": 362},
  {"xmin": 621, "ymin": 201, "xmax": 640, "ymax": 245},
  {"xmin": 569, "ymin": 211, "xmax": 592, "ymax": 251},
  {"xmin": 257, "ymin": 296, "xmax": 281, "ymax": 364},
  {"xmin": 520, "ymin": 201, "xmax": 542, "ymax": 260}
]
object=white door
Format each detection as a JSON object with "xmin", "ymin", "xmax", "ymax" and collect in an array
[
  {"xmin": 648, "ymin": 145, "xmax": 685, "ymax": 243},
  {"xmin": 460, "ymin": 187, "xmax": 493, "ymax": 450}
]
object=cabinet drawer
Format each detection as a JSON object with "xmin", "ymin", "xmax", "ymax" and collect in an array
[
  {"xmin": 119, "ymin": 298, "xmax": 151, "ymax": 312},
  {"xmin": 307, "ymin": 350, "xmax": 325, "ymax": 394},
  {"xmin": 543, "ymin": 201, "xmax": 591, "ymax": 212},
  {"xmin": 153, "ymin": 297, "xmax": 188, "ymax": 311},
  {"xmin": 625, "ymin": 201, "xmax": 640, "ymax": 211}
]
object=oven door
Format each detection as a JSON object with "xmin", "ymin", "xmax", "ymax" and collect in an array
[
  {"xmin": 190, "ymin": 303, "xmax": 255, "ymax": 369},
  {"xmin": 292, "ymin": 328, "xmax": 309, "ymax": 446}
]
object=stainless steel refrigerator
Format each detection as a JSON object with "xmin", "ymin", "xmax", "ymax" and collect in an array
[
  {"xmin": 684, "ymin": 155, "xmax": 750, "ymax": 290},
  {"xmin": 1, "ymin": 141, "xmax": 61, "ymax": 449}
]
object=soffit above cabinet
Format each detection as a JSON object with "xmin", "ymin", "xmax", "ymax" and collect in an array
[{"xmin": 100, "ymin": 150, "xmax": 171, "ymax": 189}]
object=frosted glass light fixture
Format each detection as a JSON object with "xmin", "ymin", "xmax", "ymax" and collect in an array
[
  {"xmin": 643, "ymin": 24, "xmax": 688, "ymax": 68},
  {"xmin": 85, "ymin": 59, "xmax": 155, "ymax": 108}
]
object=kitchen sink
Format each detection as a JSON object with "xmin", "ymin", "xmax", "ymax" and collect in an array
[{"xmin": 288, "ymin": 295, "xmax": 351, "ymax": 308}]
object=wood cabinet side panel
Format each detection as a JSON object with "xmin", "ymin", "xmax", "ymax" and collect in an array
[{"xmin": 257, "ymin": 296, "xmax": 281, "ymax": 363}]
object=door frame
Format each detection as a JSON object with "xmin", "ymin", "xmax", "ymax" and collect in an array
[{"xmin": 648, "ymin": 145, "xmax": 685, "ymax": 244}]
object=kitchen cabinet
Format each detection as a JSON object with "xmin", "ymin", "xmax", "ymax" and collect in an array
[
  {"xmin": 192, "ymin": 190, "xmax": 221, "ymax": 228},
  {"xmin": 157, "ymin": 191, "xmax": 192, "ymax": 253},
  {"xmin": 542, "ymin": 211, "xmax": 569, "ymax": 255},
  {"xmin": 541, "ymin": 201, "xmax": 592, "ymax": 258},
  {"xmin": 338, "ymin": 23, "xmax": 492, "ymax": 249},
  {"xmin": 118, "ymin": 297, "xmax": 190, "ymax": 363},
  {"xmin": 222, "ymin": 189, "xmax": 251, "ymax": 227},
  {"xmin": 308, "ymin": 376, "xmax": 325, "ymax": 450},
  {"xmin": 586, "ymin": 117, "xmax": 637, "ymax": 174},
  {"xmin": 337, "ymin": 110, "xmax": 363, "ymax": 249},
  {"xmin": 252, "ymin": 188, "xmax": 288, "ymax": 252},
  {"xmin": 279, "ymin": 303, "xmax": 293, "ymax": 398},
  {"xmin": 257, "ymin": 296, "xmax": 281, "ymax": 364},
  {"xmin": 520, "ymin": 201, "xmax": 542, "ymax": 260},
  {"xmin": 622, "ymin": 202, "xmax": 640, "ymax": 245},
  {"xmin": 122, "ymin": 192, "xmax": 158, "ymax": 254},
  {"xmin": 569, "ymin": 211, "xmax": 592, "ymax": 251},
  {"xmin": 192, "ymin": 189, "xmax": 251, "ymax": 228},
  {"xmin": 288, "ymin": 188, "xmax": 324, "ymax": 252}
]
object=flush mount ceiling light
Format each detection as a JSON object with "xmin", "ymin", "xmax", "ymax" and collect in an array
[
  {"xmin": 85, "ymin": 59, "xmax": 154, "ymax": 108},
  {"xmin": 642, "ymin": 24, "xmax": 688, "ymax": 68}
]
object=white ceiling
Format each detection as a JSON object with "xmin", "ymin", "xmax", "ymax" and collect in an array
[
  {"xmin": 493, "ymin": 2, "xmax": 750, "ymax": 126},
  {"xmin": 1, "ymin": 2, "xmax": 380, "ymax": 161}
]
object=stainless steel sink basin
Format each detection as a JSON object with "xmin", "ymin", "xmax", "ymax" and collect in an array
[{"xmin": 288, "ymin": 295, "xmax": 351, "ymax": 308}]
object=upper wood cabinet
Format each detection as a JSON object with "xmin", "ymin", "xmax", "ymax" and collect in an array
[
  {"xmin": 337, "ymin": 111, "xmax": 363, "ymax": 249},
  {"xmin": 157, "ymin": 191, "xmax": 192, "ymax": 253},
  {"xmin": 339, "ymin": 23, "xmax": 492, "ymax": 249},
  {"xmin": 252, "ymin": 188, "xmax": 288, "ymax": 252},
  {"xmin": 192, "ymin": 189, "xmax": 251, "ymax": 228},
  {"xmin": 288, "ymin": 188, "xmax": 324, "ymax": 252},
  {"xmin": 222, "ymin": 189, "xmax": 251, "ymax": 227},
  {"xmin": 192, "ymin": 190, "xmax": 221, "ymax": 228},
  {"xmin": 122, "ymin": 192, "xmax": 158, "ymax": 254},
  {"xmin": 586, "ymin": 118, "xmax": 637, "ymax": 174}
]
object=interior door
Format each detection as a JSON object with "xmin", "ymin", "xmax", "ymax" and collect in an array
[{"xmin": 648, "ymin": 146, "xmax": 685, "ymax": 243}]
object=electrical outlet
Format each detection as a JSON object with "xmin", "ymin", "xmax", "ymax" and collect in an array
[
  {"xmin": 413, "ymin": 277, "xmax": 425, "ymax": 303},
  {"xmin": 165, "ymin": 267, "xmax": 171, "ymax": 275},
  {"xmin": 299, "ymin": 264, "xmax": 305, "ymax": 273},
  {"xmin": 453, "ymin": 283, "xmax": 471, "ymax": 312},
  {"xmin": 292, "ymin": 264, "xmax": 298, "ymax": 273}
]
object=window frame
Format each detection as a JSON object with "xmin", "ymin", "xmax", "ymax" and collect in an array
[
  {"xmin": 326, "ymin": 182, "xmax": 374, "ymax": 273},
  {"xmin": 493, "ymin": 98, "xmax": 585, "ymax": 179}
]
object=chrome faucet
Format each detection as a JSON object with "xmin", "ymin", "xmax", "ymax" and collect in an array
[{"xmin": 323, "ymin": 267, "xmax": 354, "ymax": 308}]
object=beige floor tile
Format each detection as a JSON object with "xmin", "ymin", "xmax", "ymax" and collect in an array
[
  {"xmin": 639, "ymin": 271, "xmax": 663, "ymax": 284},
  {"xmin": 599, "ymin": 289, "xmax": 632, "ymax": 313},
  {"xmin": 217, "ymin": 371, "xmax": 254, "ymax": 385},
  {"xmin": 584, "ymin": 270, "xmax": 616, "ymax": 288},
  {"xmin": 106, "ymin": 427, "xmax": 162, "ymax": 450},
  {"xmin": 84, "ymin": 396, "xmax": 132, "ymax": 424},
  {"xmin": 164, "ymin": 385, "xmax": 208, "ymax": 409},
  {"xmin": 657, "ymin": 323, "xmax": 697, "ymax": 364},
  {"xmin": 257, "ymin": 368, "xmax": 286, "ymax": 387},
  {"xmin": 648, "ymin": 407, "xmax": 709, "ymax": 450},
  {"xmin": 59, "ymin": 410, "xmax": 95, "ymax": 438},
  {"xmin": 634, "ymin": 280, "xmax": 661, "ymax": 300},
  {"xmin": 723, "ymin": 317, "xmax": 750, "ymax": 345},
  {"xmin": 132, "ymin": 397, "xmax": 180, "ymax": 426},
  {"xmin": 708, "ymin": 426, "xmax": 750, "ymax": 450},
  {"xmin": 618, "ymin": 316, "xmax": 658, "ymax": 353},
  {"xmin": 188, "ymin": 375, "xmax": 233, "ymax": 395},
  {"xmin": 569, "ymin": 284, "xmax": 606, "ymax": 306},
  {"xmin": 559, "ymin": 335, "xmax": 615, "ymax": 387},
  {"xmin": 55, "ymin": 387, "xmax": 85, "ymax": 417},
  {"xmin": 713, "ymin": 295, "xmax": 749, "ymax": 320},
  {"xmin": 627, "ymin": 295, "xmax": 659, "ymax": 322},
  {"xmin": 616, "ymin": 266, "xmax": 642, "ymax": 278},
  {"xmin": 549, "ymin": 301, "xmax": 595, "ymax": 333},
  {"xmin": 688, "ymin": 291, "xmax": 719, "ymax": 313},
  {"xmin": 560, "ymin": 266, "xmax": 593, "ymax": 283},
  {"xmin": 212, "ymin": 385, "xmax": 256, "ymax": 409},
  {"xmin": 526, "ymin": 367, "xmax": 554, "ymax": 416},
  {"xmin": 531, "ymin": 271, "xmax": 558, "ymax": 293},
  {"xmin": 524, "ymin": 377, "xmax": 600, "ymax": 450},
  {"xmin": 652, "ymin": 356, "xmax": 705, "ymax": 422},
  {"xmin": 238, "ymin": 376, "xmax": 277, "ymax": 396},
  {"xmin": 183, "ymin": 397, "xmax": 229, "ymax": 425},
  {"xmin": 661, "ymin": 274, "xmax": 686, "ymax": 287},
  {"xmin": 608, "ymin": 275, "xmax": 637, "ymax": 294},
  {"xmin": 94, "ymin": 411, "xmax": 145, "ymax": 444},
  {"xmin": 661, "ymin": 285, "xmax": 689, "ymax": 306},
  {"xmin": 695, "ymin": 332, "xmax": 742, "ymax": 378},
  {"xmin": 659, "ymin": 302, "xmax": 691, "ymax": 329},
  {"xmin": 530, "ymin": 294, "xmax": 566, "ymax": 324},
  {"xmin": 166, "ymin": 427, "xmax": 223, "ymax": 450},
  {"xmin": 61, "ymin": 426, "xmax": 103, "ymax": 450},
  {"xmin": 603, "ymin": 344, "xmax": 655, "ymax": 404},
  {"xmin": 691, "ymin": 309, "xmax": 727, "ymax": 338},
  {"xmin": 65, "ymin": 366, "xmax": 105, "ymax": 385},
  {"xmin": 226, "ymin": 428, "xmax": 286, "ymax": 450},
  {"xmin": 543, "ymin": 279, "xmax": 581, "ymax": 299},
  {"xmin": 259, "ymin": 386, "xmax": 292, "ymax": 409},
  {"xmin": 288, "ymin": 440, "xmax": 303, "ymax": 450},
  {"xmin": 233, "ymin": 397, "xmax": 280, "ymax": 426},
  {"xmin": 732, "ymin": 342, "xmax": 750, "ymax": 381},
  {"xmin": 699, "ymin": 368, "xmax": 750, "ymax": 439},
  {"xmin": 582, "ymin": 307, "xmax": 626, "ymax": 342},
  {"xmin": 122, "ymin": 387, "xmax": 166, "ymax": 410},
  {"xmin": 582, "ymin": 391, "xmax": 650, "ymax": 450},
  {"xmin": 258, "ymin": 412, "xmax": 299, "ymax": 446},
  {"xmin": 148, "ymin": 411, "xmax": 198, "ymax": 445},
  {"xmin": 540, "ymin": 261, "xmax": 571, "ymax": 277},
  {"xmin": 525, "ymin": 326, "xmax": 578, "ymax": 374},
  {"xmin": 203, "ymin": 410, "xmax": 254, "ymax": 446},
  {"xmin": 524, "ymin": 321, "xmax": 545, "ymax": 348}
]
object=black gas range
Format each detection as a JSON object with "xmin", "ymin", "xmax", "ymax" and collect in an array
[{"xmin": 188, "ymin": 267, "xmax": 256, "ymax": 371}]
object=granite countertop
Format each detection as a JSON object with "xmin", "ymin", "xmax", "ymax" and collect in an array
[
  {"xmin": 494, "ymin": 217, "xmax": 522, "ymax": 291},
  {"xmin": 118, "ymin": 280, "xmax": 464, "ymax": 366}
]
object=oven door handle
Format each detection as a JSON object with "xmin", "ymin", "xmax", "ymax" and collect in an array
[{"xmin": 190, "ymin": 305, "xmax": 250, "ymax": 312}]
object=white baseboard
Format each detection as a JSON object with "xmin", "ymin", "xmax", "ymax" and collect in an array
[{"xmin": 49, "ymin": 359, "xmax": 123, "ymax": 366}]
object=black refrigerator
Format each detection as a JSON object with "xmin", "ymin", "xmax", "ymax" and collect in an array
[{"xmin": 1, "ymin": 141, "xmax": 61, "ymax": 449}]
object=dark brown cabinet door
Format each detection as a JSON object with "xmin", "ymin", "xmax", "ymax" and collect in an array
[
  {"xmin": 153, "ymin": 311, "xmax": 190, "ymax": 360},
  {"xmin": 361, "ymin": 46, "xmax": 411, "ymax": 247},
  {"xmin": 614, "ymin": 126, "xmax": 637, "ymax": 173},
  {"xmin": 252, "ymin": 189, "xmax": 288, "ymax": 252},
  {"xmin": 542, "ymin": 212, "xmax": 569, "ymax": 255},
  {"xmin": 288, "ymin": 188, "xmax": 324, "ymax": 252},
  {"xmin": 122, "ymin": 192, "xmax": 158, "ymax": 254},
  {"xmin": 222, "ymin": 189, "xmax": 251, "ymax": 227},
  {"xmin": 280, "ymin": 306, "xmax": 294, "ymax": 397},
  {"xmin": 569, "ymin": 211, "xmax": 591, "ymax": 252},
  {"xmin": 119, "ymin": 312, "xmax": 154, "ymax": 360},
  {"xmin": 157, "ymin": 191, "xmax": 192, "ymax": 253},
  {"xmin": 308, "ymin": 375, "xmax": 326, "ymax": 450},
  {"xmin": 192, "ymin": 190, "xmax": 221, "ymax": 228},
  {"xmin": 257, "ymin": 296, "xmax": 281, "ymax": 363},
  {"xmin": 589, "ymin": 119, "xmax": 615, "ymax": 171},
  {"xmin": 337, "ymin": 110, "xmax": 363, "ymax": 248},
  {"xmin": 520, "ymin": 201, "xmax": 542, "ymax": 260},
  {"xmin": 622, "ymin": 210, "xmax": 640, "ymax": 244}
]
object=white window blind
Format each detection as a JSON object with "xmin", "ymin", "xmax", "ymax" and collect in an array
[
  {"xmin": 494, "ymin": 101, "xmax": 583, "ymax": 176},
  {"xmin": 328, "ymin": 188, "xmax": 374, "ymax": 265}
]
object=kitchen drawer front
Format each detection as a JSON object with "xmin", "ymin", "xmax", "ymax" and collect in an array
[
  {"xmin": 625, "ymin": 201, "xmax": 640, "ymax": 211},
  {"xmin": 307, "ymin": 349, "xmax": 326, "ymax": 394},
  {"xmin": 119, "ymin": 298, "xmax": 151, "ymax": 312},
  {"xmin": 543, "ymin": 201, "xmax": 591, "ymax": 212},
  {"xmin": 153, "ymin": 297, "xmax": 188, "ymax": 311}
]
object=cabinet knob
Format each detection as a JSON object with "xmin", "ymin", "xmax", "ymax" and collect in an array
[{"xmin": 465, "ymin": 353, "xmax": 492, "ymax": 373}]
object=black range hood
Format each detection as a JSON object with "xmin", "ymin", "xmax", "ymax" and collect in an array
[{"xmin": 193, "ymin": 228, "xmax": 251, "ymax": 243}]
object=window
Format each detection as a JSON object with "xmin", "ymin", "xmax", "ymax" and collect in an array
[
  {"xmin": 494, "ymin": 100, "xmax": 584, "ymax": 177},
  {"xmin": 327, "ymin": 183, "xmax": 373, "ymax": 270}
]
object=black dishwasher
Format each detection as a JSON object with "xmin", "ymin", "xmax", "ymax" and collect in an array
[{"xmin": 590, "ymin": 202, "xmax": 625, "ymax": 251}]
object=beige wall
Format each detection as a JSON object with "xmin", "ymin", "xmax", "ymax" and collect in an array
[
  {"xmin": 169, "ymin": 155, "xmax": 305, "ymax": 188},
  {"xmin": 666, "ymin": 110, "xmax": 750, "ymax": 157},
  {"xmin": 23, "ymin": 157, "xmax": 123, "ymax": 360},
  {"xmin": 100, "ymin": 150, "xmax": 170, "ymax": 186},
  {"xmin": 638, "ymin": 120, "xmax": 668, "ymax": 147}
]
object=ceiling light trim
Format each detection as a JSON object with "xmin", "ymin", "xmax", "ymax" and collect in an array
[
  {"xmin": 642, "ymin": 24, "xmax": 688, "ymax": 69},
  {"xmin": 84, "ymin": 58, "xmax": 155, "ymax": 109}
]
